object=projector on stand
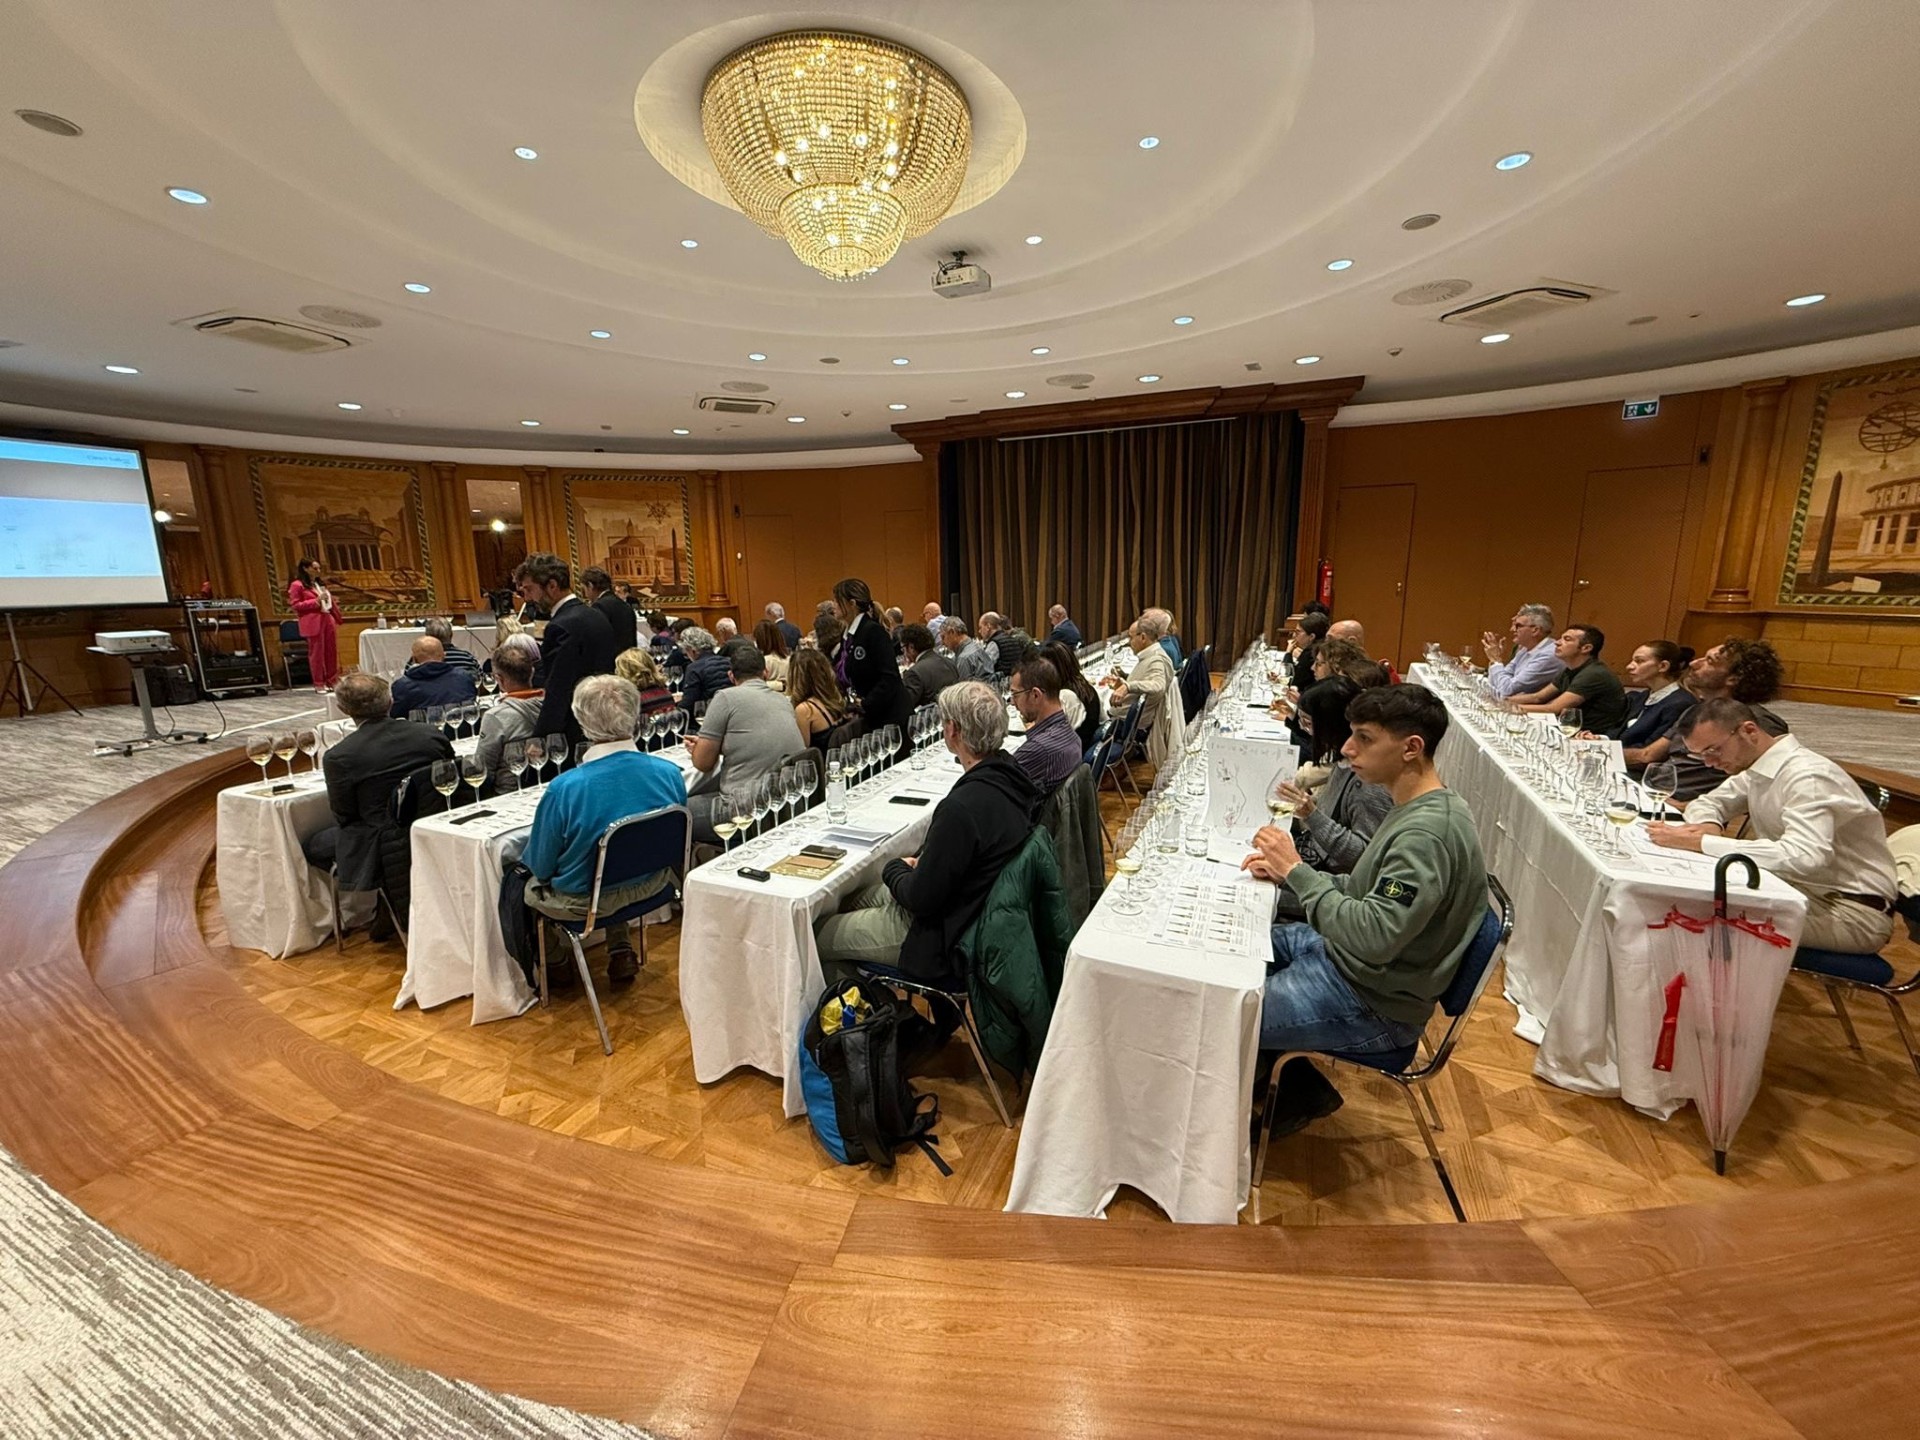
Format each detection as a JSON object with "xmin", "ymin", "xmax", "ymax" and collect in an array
[
  {"xmin": 932, "ymin": 251, "xmax": 990, "ymax": 299},
  {"xmin": 93, "ymin": 630, "xmax": 174, "ymax": 654}
]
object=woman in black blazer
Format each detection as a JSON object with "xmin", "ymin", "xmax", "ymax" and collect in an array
[
  {"xmin": 1617, "ymin": 640, "xmax": 1696, "ymax": 750},
  {"xmin": 833, "ymin": 576, "xmax": 910, "ymax": 750}
]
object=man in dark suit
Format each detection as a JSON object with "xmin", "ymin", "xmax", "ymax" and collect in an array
[
  {"xmin": 1045, "ymin": 604, "xmax": 1083, "ymax": 649},
  {"xmin": 515, "ymin": 552, "xmax": 617, "ymax": 748},
  {"xmin": 301, "ymin": 672, "xmax": 452, "ymax": 939},
  {"xmin": 581, "ymin": 565, "xmax": 638, "ymax": 655},
  {"xmin": 764, "ymin": 601, "xmax": 803, "ymax": 655},
  {"xmin": 899, "ymin": 623, "xmax": 959, "ymax": 707}
]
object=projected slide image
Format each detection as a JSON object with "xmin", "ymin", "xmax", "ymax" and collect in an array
[{"xmin": 0, "ymin": 496, "xmax": 165, "ymax": 578}]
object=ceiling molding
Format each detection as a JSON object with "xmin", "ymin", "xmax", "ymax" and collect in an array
[{"xmin": 892, "ymin": 376, "xmax": 1366, "ymax": 445}]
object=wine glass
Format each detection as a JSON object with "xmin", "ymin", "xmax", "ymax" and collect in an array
[
  {"xmin": 271, "ymin": 731, "xmax": 298, "ymax": 779},
  {"xmin": 712, "ymin": 790, "xmax": 741, "ymax": 851},
  {"xmin": 507, "ymin": 741, "xmax": 530, "ymax": 791},
  {"xmin": 409, "ymin": 709, "xmax": 428, "ymax": 726},
  {"xmin": 460, "ymin": 752, "xmax": 487, "ymax": 805},
  {"xmin": 295, "ymin": 728, "xmax": 319, "ymax": 773},
  {"xmin": 245, "ymin": 736, "xmax": 274, "ymax": 787},
  {"xmin": 430, "ymin": 759, "xmax": 460, "ymax": 811},
  {"xmin": 1643, "ymin": 760, "xmax": 1679, "ymax": 821},
  {"xmin": 524, "ymin": 737, "xmax": 548, "ymax": 786},
  {"xmin": 546, "ymin": 733, "xmax": 568, "ymax": 776},
  {"xmin": 1110, "ymin": 817, "xmax": 1146, "ymax": 915},
  {"xmin": 1558, "ymin": 707, "xmax": 1584, "ymax": 740},
  {"xmin": 427, "ymin": 705, "xmax": 447, "ymax": 733},
  {"xmin": 1603, "ymin": 794, "xmax": 1640, "ymax": 857},
  {"xmin": 781, "ymin": 763, "xmax": 804, "ymax": 825},
  {"xmin": 751, "ymin": 775, "xmax": 775, "ymax": 840},
  {"xmin": 1266, "ymin": 775, "xmax": 1296, "ymax": 824},
  {"xmin": 729, "ymin": 788, "xmax": 755, "ymax": 851},
  {"xmin": 574, "ymin": 741, "xmax": 591, "ymax": 768}
]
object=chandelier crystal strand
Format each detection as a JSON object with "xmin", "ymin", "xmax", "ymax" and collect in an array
[{"xmin": 702, "ymin": 31, "xmax": 971, "ymax": 280}]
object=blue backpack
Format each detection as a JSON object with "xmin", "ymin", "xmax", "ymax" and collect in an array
[{"xmin": 799, "ymin": 980, "xmax": 950, "ymax": 1173}]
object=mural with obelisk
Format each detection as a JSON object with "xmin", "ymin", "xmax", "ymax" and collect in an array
[
  {"xmin": 1781, "ymin": 368, "xmax": 1920, "ymax": 607},
  {"xmin": 562, "ymin": 473, "xmax": 697, "ymax": 606}
]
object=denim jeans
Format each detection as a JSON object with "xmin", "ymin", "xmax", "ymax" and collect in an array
[{"xmin": 1260, "ymin": 923, "xmax": 1426, "ymax": 1056}]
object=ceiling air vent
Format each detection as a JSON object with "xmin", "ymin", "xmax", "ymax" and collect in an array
[
  {"xmin": 1046, "ymin": 373, "xmax": 1095, "ymax": 390},
  {"xmin": 186, "ymin": 315, "xmax": 351, "ymax": 354},
  {"xmin": 298, "ymin": 304, "xmax": 382, "ymax": 329},
  {"xmin": 1393, "ymin": 278, "xmax": 1474, "ymax": 307},
  {"xmin": 1440, "ymin": 285, "xmax": 1593, "ymax": 330},
  {"xmin": 720, "ymin": 380, "xmax": 771, "ymax": 394},
  {"xmin": 697, "ymin": 395, "xmax": 775, "ymax": 414}
]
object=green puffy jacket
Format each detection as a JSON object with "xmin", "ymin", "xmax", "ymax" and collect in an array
[{"xmin": 956, "ymin": 827, "xmax": 1073, "ymax": 1078}]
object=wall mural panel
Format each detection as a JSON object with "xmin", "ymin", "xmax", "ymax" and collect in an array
[
  {"xmin": 1779, "ymin": 366, "xmax": 1920, "ymax": 610},
  {"xmin": 563, "ymin": 473, "xmax": 697, "ymax": 606},
  {"xmin": 250, "ymin": 455, "xmax": 436, "ymax": 616}
]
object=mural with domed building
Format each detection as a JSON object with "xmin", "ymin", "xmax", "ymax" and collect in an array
[
  {"xmin": 249, "ymin": 456, "xmax": 434, "ymax": 614},
  {"xmin": 564, "ymin": 473, "xmax": 696, "ymax": 606},
  {"xmin": 1782, "ymin": 367, "xmax": 1920, "ymax": 607}
]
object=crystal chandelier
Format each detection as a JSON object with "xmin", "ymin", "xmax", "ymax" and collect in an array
[{"xmin": 701, "ymin": 30, "xmax": 971, "ymax": 281}]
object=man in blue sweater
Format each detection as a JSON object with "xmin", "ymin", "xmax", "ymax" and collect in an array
[{"xmin": 522, "ymin": 675, "xmax": 687, "ymax": 984}]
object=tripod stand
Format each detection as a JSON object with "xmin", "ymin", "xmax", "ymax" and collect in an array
[{"xmin": 0, "ymin": 612, "xmax": 79, "ymax": 718}]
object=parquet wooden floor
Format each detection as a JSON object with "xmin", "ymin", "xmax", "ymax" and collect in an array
[{"xmin": 211, "ymin": 764, "xmax": 1920, "ymax": 1228}]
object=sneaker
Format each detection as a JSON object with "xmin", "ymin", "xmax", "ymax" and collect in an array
[{"xmin": 606, "ymin": 947, "xmax": 640, "ymax": 986}]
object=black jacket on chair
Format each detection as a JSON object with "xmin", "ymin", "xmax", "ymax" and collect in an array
[
  {"xmin": 535, "ymin": 596, "xmax": 618, "ymax": 746},
  {"xmin": 594, "ymin": 592, "xmax": 638, "ymax": 656},
  {"xmin": 321, "ymin": 718, "xmax": 454, "ymax": 900}
]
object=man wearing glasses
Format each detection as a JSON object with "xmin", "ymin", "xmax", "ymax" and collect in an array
[
  {"xmin": 1008, "ymin": 658, "xmax": 1081, "ymax": 793},
  {"xmin": 1649, "ymin": 697, "xmax": 1897, "ymax": 955}
]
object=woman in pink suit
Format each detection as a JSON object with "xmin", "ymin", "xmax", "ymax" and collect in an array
[{"xmin": 288, "ymin": 557, "xmax": 341, "ymax": 690}]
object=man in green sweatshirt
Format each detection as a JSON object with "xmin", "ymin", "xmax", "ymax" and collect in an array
[{"xmin": 1242, "ymin": 684, "xmax": 1488, "ymax": 1135}]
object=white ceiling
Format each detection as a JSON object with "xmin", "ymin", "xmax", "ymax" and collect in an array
[{"xmin": 1, "ymin": 0, "xmax": 1918, "ymax": 457}]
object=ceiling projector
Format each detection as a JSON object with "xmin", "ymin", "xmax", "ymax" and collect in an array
[{"xmin": 933, "ymin": 251, "xmax": 991, "ymax": 299}]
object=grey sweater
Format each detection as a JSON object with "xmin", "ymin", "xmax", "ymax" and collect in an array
[{"xmin": 1297, "ymin": 762, "xmax": 1393, "ymax": 874}]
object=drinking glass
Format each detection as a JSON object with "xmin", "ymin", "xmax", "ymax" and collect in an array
[
  {"xmin": 1603, "ymin": 795, "xmax": 1640, "ymax": 857},
  {"xmin": 507, "ymin": 743, "xmax": 529, "ymax": 791},
  {"xmin": 430, "ymin": 759, "xmax": 460, "ymax": 809},
  {"xmin": 729, "ymin": 788, "xmax": 755, "ymax": 850},
  {"xmin": 712, "ymin": 791, "xmax": 740, "ymax": 850},
  {"xmin": 460, "ymin": 752, "xmax": 487, "ymax": 804},
  {"xmin": 1643, "ymin": 761, "xmax": 1679, "ymax": 821},
  {"xmin": 784, "ymin": 763, "xmax": 806, "ymax": 824},
  {"xmin": 524, "ymin": 737, "xmax": 548, "ymax": 786},
  {"xmin": 1110, "ymin": 817, "xmax": 1146, "ymax": 915},
  {"xmin": 246, "ymin": 736, "xmax": 274, "ymax": 786},
  {"xmin": 751, "ymin": 775, "xmax": 775, "ymax": 839},
  {"xmin": 547, "ymin": 733, "xmax": 568, "ymax": 775},
  {"xmin": 1266, "ymin": 776, "xmax": 1296, "ymax": 824},
  {"xmin": 271, "ymin": 731, "xmax": 298, "ymax": 778},
  {"xmin": 295, "ymin": 728, "xmax": 319, "ymax": 773},
  {"xmin": 574, "ymin": 741, "xmax": 591, "ymax": 767},
  {"xmin": 427, "ymin": 705, "xmax": 447, "ymax": 733},
  {"xmin": 1558, "ymin": 707, "xmax": 1584, "ymax": 739}
]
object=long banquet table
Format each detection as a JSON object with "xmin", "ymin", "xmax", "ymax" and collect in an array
[
  {"xmin": 356, "ymin": 622, "xmax": 497, "ymax": 679},
  {"xmin": 1406, "ymin": 662, "xmax": 1807, "ymax": 1118}
]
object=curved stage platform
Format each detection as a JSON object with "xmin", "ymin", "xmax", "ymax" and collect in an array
[{"xmin": 2, "ymin": 748, "xmax": 1913, "ymax": 1437}]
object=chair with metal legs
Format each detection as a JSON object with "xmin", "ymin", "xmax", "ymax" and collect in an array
[
  {"xmin": 326, "ymin": 866, "xmax": 406, "ymax": 953},
  {"xmin": 525, "ymin": 804, "xmax": 690, "ymax": 1056},
  {"xmin": 854, "ymin": 963, "xmax": 1015, "ymax": 1127},
  {"xmin": 1248, "ymin": 874, "xmax": 1514, "ymax": 1223}
]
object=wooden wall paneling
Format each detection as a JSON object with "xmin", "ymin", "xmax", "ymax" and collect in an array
[
  {"xmin": 520, "ymin": 466, "xmax": 554, "ymax": 556},
  {"xmin": 1328, "ymin": 483, "xmax": 1416, "ymax": 662},
  {"xmin": 427, "ymin": 462, "xmax": 477, "ymax": 612},
  {"xmin": 1292, "ymin": 404, "xmax": 1339, "ymax": 611},
  {"xmin": 1572, "ymin": 465, "xmax": 1693, "ymax": 656},
  {"xmin": 1704, "ymin": 378, "xmax": 1791, "ymax": 611},
  {"xmin": 881, "ymin": 506, "xmax": 928, "ymax": 617}
]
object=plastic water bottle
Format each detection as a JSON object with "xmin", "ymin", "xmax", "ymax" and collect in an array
[{"xmin": 825, "ymin": 761, "xmax": 847, "ymax": 823}]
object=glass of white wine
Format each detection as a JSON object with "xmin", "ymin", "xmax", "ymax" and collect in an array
[
  {"xmin": 1111, "ymin": 817, "xmax": 1146, "ymax": 915},
  {"xmin": 712, "ymin": 788, "xmax": 741, "ymax": 852},
  {"xmin": 1643, "ymin": 760, "xmax": 1679, "ymax": 822},
  {"xmin": 1267, "ymin": 776, "xmax": 1296, "ymax": 824},
  {"xmin": 430, "ymin": 759, "xmax": 460, "ymax": 811},
  {"xmin": 296, "ymin": 728, "xmax": 319, "ymax": 774},
  {"xmin": 271, "ymin": 731, "xmax": 299, "ymax": 779},
  {"xmin": 246, "ymin": 735, "xmax": 274, "ymax": 790},
  {"xmin": 1559, "ymin": 707, "xmax": 1584, "ymax": 740},
  {"xmin": 460, "ymin": 752, "xmax": 487, "ymax": 805},
  {"xmin": 1603, "ymin": 796, "xmax": 1640, "ymax": 857},
  {"xmin": 729, "ymin": 788, "xmax": 754, "ymax": 850}
]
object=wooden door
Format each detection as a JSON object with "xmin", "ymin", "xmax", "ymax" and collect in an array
[
  {"xmin": 1571, "ymin": 465, "xmax": 1692, "ymax": 672},
  {"xmin": 1329, "ymin": 484, "xmax": 1416, "ymax": 666},
  {"xmin": 741, "ymin": 513, "xmax": 798, "ymax": 627}
]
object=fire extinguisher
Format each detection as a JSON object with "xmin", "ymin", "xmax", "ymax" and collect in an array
[{"xmin": 1316, "ymin": 559, "xmax": 1333, "ymax": 607}]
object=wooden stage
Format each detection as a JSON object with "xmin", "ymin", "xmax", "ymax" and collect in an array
[{"xmin": 1, "ymin": 746, "xmax": 1914, "ymax": 1437}]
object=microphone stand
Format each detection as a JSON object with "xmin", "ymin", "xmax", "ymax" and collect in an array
[{"xmin": 0, "ymin": 611, "xmax": 79, "ymax": 717}]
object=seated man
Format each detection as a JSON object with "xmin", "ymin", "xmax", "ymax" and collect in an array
[
  {"xmin": 303, "ymin": 672, "xmax": 453, "ymax": 936},
  {"xmin": 1650, "ymin": 698, "xmax": 1897, "ymax": 955},
  {"xmin": 677, "ymin": 626, "xmax": 733, "ymax": 713},
  {"xmin": 940, "ymin": 616, "xmax": 995, "ymax": 681},
  {"xmin": 684, "ymin": 643, "xmax": 808, "ymax": 845},
  {"xmin": 900, "ymin": 622, "xmax": 959, "ymax": 706},
  {"xmin": 422, "ymin": 616, "xmax": 481, "ymax": 680},
  {"xmin": 1328, "ymin": 617, "xmax": 1401, "ymax": 684},
  {"xmin": 1480, "ymin": 603, "xmax": 1560, "ymax": 699},
  {"xmin": 921, "ymin": 600, "xmax": 948, "ymax": 638},
  {"xmin": 1241, "ymin": 685, "xmax": 1488, "ymax": 1135},
  {"xmin": 388, "ymin": 635, "xmax": 477, "ymax": 717},
  {"xmin": 816, "ymin": 681, "xmax": 1041, "ymax": 984},
  {"xmin": 1105, "ymin": 614, "xmax": 1179, "ymax": 772},
  {"xmin": 1514, "ymin": 624, "xmax": 1628, "ymax": 737},
  {"xmin": 1009, "ymin": 657, "xmax": 1082, "ymax": 794},
  {"xmin": 522, "ymin": 675, "xmax": 688, "ymax": 984},
  {"xmin": 1626, "ymin": 637, "xmax": 1787, "ymax": 799},
  {"xmin": 1045, "ymin": 604, "xmax": 1082, "ymax": 649},
  {"xmin": 475, "ymin": 634, "xmax": 544, "ymax": 793},
  {"xmin": 714, "ymin": 617, "xmax": 739, "ymax": 646}
]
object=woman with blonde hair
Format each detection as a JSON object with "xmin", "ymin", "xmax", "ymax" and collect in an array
[
  {"xmin": 614, "ymin": 646, "xmax": 676, "ymax": 717},
  {"xmin": 787, "ymin": 647, "xmax": 846, "ymax": 752}
]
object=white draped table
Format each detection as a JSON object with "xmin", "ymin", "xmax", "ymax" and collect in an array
[
  {"xmin": 1406, "ymin": 663, "xmax": 1807, "ymax": 1117},
  {"xmin": 356, "ymin": 623, "xmax": 496, "ymax": 679}
]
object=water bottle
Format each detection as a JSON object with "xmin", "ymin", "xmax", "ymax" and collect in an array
[
  {"xmin": 825, "ymin": 759, "xmax": 847, "ymax": 823},
  {"xmin": 376, "ymin": 612, "xmax": 389, "ymax": 629}
]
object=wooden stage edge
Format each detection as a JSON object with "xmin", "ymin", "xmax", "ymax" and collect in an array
[{"xmin": 1, "ymin": 748, "xmax": 1913, "ymax": 1439}]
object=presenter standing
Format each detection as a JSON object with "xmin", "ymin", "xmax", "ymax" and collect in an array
[{"xmin": 289, "ymin": 557, "xmax": 340, "ymax": 690}]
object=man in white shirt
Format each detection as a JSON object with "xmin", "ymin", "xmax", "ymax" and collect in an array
[
  {"xmin": 1649, "ymin": 697, "xmax": 1898, "ymax": 954},
  {"xmin": 1481, "ymin": 603, "xmax": 1561, "ymax": 699}
]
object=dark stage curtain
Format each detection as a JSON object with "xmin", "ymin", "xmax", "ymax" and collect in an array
[{"xmin": 949, "ymin": 411, "xmax": 1301, "ymax": 662}]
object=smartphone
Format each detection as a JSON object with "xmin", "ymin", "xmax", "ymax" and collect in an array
[
  {"xmin": 736, "ymin": 866, "xmax": 772, "ymax": 882},
  {"xmin": 801, "ymin": 843, "xmax": 848, "ymax": 860},
  {"xmin": 449, "ymin": 808, "xmax": 497, "ymax": 825},
  {"xmin": 269, "ymin": 782, "xmax": 296, "ymax": 795},
  {"xmin": 888, "ymin": 795, "xmax": 931, "ymax": 806}
]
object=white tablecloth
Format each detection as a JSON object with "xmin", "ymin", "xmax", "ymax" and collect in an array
[
  {"xmin": 400, "ymin": 746, "xmax": 696, "ymax": 1024},
  {"xmin": 215, "ymin": 768, "xmax": 337, "ymax": 958},
  {"xmin": 357, "ymin": 623, "xmax": 496, "ymax": 679},
  {"xmin": 678, "ymin": 741, "xmax": 1019, "ymax": 1118},
  {"xmin": 1407, "ymin": 664, "xmax": 1808, "ymax": 1118}
]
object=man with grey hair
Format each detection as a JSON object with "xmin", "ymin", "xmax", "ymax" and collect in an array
[
  {"xmin": 684, "ymin": 643, "xmax": 807, "ymax": 844},
  {"xmin": 522, "ymin": 675, "xmax": 688, "ymax": 984},
  {"xmin": 1481, "ymin": 603, "xmax": 1561, "ymax": 698},
  {"xmin": 978, "ymin": 611, "xmax": 1037, "ymax": 677},
  {"xmin": 678, "ymin": 625, "xmax": 733, "ymax": 713},
  {"xmin": 421, "ymin": 616, "xmax": 481, "ymax": 679},
  {"xmin": 714, "ymin": 616, "xmax": 739, "ymax": 644},
  {"xmin": 1144, "ymin": 607, "xmax": 1182, "ymax": 666},
  {"xmin": 815, "ymin": 680, "xmax": 1041, "ymax": 983},
  {"xmin": 765, "ymin": 601, "xmax": 803, "ymax": 653},
  {"xmin": 476, "ymin": 633, "xmax": 544, "ymax": 794},
  {"xmin": 938, "ymin": 615, "xmax": 994, "ymax": 680},
  {"xmin": 1045, "ymin": 603, "xmax": 1082, "ymax": 649}
]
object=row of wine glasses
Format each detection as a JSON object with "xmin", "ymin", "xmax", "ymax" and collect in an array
[
  {"xmin": 636, "ymin": 707, "xmax": 691, "ymax": 749},
  {"xmin": 504, "ymin": 734, "xmax": 582, "ymax": 790},
  {"xmin": 719, "ymin": 759, "xmax": 826, "ymax": 856},
  {"xmin": 408, "ymin": 701, "xmax": 485, "ymax": 737},
  {"xmin": 430, "ymin": 755, "xmax": 491, "ymax": 808},
  {"xmin": 246, "ymin": 729, "xmax": 319, "ymax": 781}
]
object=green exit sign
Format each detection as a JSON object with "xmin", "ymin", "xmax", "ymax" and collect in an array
[{"xmin": 1622, "ymin": 398, "xmax": 1660, "ymax": 419}]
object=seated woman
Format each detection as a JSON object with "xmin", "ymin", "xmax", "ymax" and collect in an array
[
  {"xmin": 1615, "ymin": 640, "xmax": 1694, "ymax": 750},
  {"xmin": 753, "ymin": 618, "xmax": 791, "ymax": 691},
  {"xmin": 614, "ymin": 645, "xmax": 677, "ymax": 718},
  {"xmin": 1625, "ymin": 637, "xmax": 1788, "ymax": 799},
  {"xmin": 475, "ymin": 634, "xmax": 544, "ymax": 794},
  {"xmin": 1042, "ymin": 640, "xmax": 1102, "ymax": 752},
  {"xmin": 787, "ymin": 647, "xmax": 847, "ymax": 753}
]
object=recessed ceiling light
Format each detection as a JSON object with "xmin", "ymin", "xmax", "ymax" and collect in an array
[
  {"xmin": 1031, "ymin": 346, "xmax": 1051, "ymax": 355},
  {"xmin": 748, "ymin": 352, "xmax": 767, "ymax": 362},
  {"xmin": 513, "ymin": 146, "xmax": 539, "ymax": 160},
  {"xmin": 1172, "ymin": 315, "xmax": 1194, "ymax": 325},
  {"xmin": 891, "ymin": 356, "xmax": 910, "ymax": 366},
  {"xmin": 490, "ymin": 519, "xmax": 508, "ymax": 533},
  {"xmin": 1494, "ymin": 151, "xmax": 1533, "ymax": 171},
  {"xmin": 1480, "ymin": 332, "xmax": 1512, "ymax": 344},
  {"xmin": 888, "ymin": 403, "xmax": 908, "ymax": 411},
  {"xmin": 672, "ymin": 428, "xmax": 690, "ymax": 436},
  {"xmin": 1005, "ymin": 390, "xmax": 1026, "ymax": 399},
  {"xmin": 1785, "ymin": 293, "xmax": 1827, "ymax": 307},
  {"xmin": 1294, "ymin": 355, "xmax": 1321, "ymax": 365},
  {"xmin": 1025, "ymin": 235, "xmax": 1043, "ymax": 245},
  {"xmin": 14, "ymin": 109, "xmax": 83, "ymax": 138},
  {"xmin": 1326, "ymin": 258, "xmax": 1354, "ymax": 271},
  {"xmin": 680, "ymin": 238, "xmax": 699, "ymax": 249},
  {"xmin": 1138, "ymin": 374, "xmax": 1161, "ymax": 383},
  {"xmin": 404, "ymin": 282, "xmax": 432, "ymax": 293},
  {"xmin": 1401, "ymin": 213, "xmax": 1442, "ymax": 231},
  {"xmin": 787, "ymin": 415, "xmax": 806, "ymax": 423},
  {"xmin": 588, "ymin": 329, "xmax": 612, "ymax": 339},
  {"xmin": 1138, "ymin": 136, "xmax": 1160, "ymax": 149},
  {"xmin": 520, "ymin": 418, "xmax": 541, "ymax": 426},
  {"xmin": 103, "ymin": 364, "xmax": 140, "ymax": 375},
  {"xmin": 336, "ymin": 401, "xmax": 363, "ymax": 410},
  {"xmin": 166, "ymin": 187, "xmax": 208, "ymax": 205},
  {"xmin": 152, "ymin": 509, "xmax": 172, "ymax": 524}
]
